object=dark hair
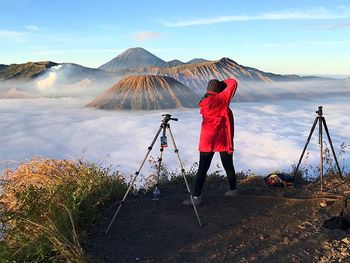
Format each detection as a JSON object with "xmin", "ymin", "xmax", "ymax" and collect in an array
[{"xmin": 207, "ymin": 79, "xmax": 226, "ymax": 93}]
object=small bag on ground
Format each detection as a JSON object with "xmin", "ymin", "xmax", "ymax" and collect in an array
[{"xmin": 264, "ymin": 173, "xmax": 294, "ymax": 187}]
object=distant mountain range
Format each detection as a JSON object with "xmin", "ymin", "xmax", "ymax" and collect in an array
[
  {"xmin": 0, "ymin": 47, "xmax": 332, "ymax": 86},
  {"xmin": 1, "ymin": 47, "xmax": 349, "ymax": 109},
  {"xmin": 86, "ymin": 75, "xmax": 200, "ymax": 110}
]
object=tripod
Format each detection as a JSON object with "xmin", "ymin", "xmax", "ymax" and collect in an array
[
  {"xmin": 294, "ymin": 106, "xmax": 343, "ymax": 191},
  {"xmin": 105, "ymin": 114, "xmax": 202, "ymax": 234}
]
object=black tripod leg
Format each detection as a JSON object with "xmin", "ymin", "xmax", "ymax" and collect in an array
[
  {"xmin": 152, "ymin": 144, "xmax": 164, "ymax": 211},
  {"xmin": 105, "ymin": 125, "xmax": 164, "ymax": 235},
  {"xmin": 322, "ymin": 117, "xmax": 343, "ymax": 179},
  {"xmin": 294, "ymin": 117, "xmax": 319, "ymax": 179},
  {"xmin": 167, "ymin": 126, "xmax": 202, "ymax": 227},
  {"xmin": 319, "ymin": 116, "xmax": 324, "ymax": 191}
]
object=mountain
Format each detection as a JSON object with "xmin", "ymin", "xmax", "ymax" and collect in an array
[
  {"xmin": 1, "ymin": 87, "xmax": 39, "ymax": 99},
  {"xmin": 187, "ymin": 58, "xmax": 209, "ymax": 64},
  {"xmin": 99, "ymin": 47, "xmax": 167, "ymax": 72},
  {"xmin": 0, "ymin": 64, "xmax": 8, "ymax": 71},
  {"xmin": 166, "ymin": 59, "xmax": 184, "ymax": 67},
  {"xmin": 0, "ymin": 61, "xmax": 59, "ymax": 80},
  {"xmin": 86, "ymin": 75, "xmax": 200, "ymax": 110}
]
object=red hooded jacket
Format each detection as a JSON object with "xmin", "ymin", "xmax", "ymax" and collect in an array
[{"xmin": 198, "ymin": 78, "xmax": 238, "ymax": 153}]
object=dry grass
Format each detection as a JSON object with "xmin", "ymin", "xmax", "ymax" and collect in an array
[
  {"xmin": 1, "ymin": 158, "xmax": 79, "ymax": 211},
  {"xmin": 0, "ymin": 157, "xmax": 127, "ymax": 262}
]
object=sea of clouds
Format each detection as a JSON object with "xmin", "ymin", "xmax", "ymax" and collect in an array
[{"xmin": 1, "ymin": 95, "xmax": 349, "ymax": 185}]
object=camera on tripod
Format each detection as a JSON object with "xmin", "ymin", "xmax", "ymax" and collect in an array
[
  {"xmin": 162, "ymin": 114, "xmax": 178, "ymax": 123},
  {"xmin": 160, "ymin": 114, "xmax": 178, "ymax": 147},
  {"xmin": 316, "ymin": 106, "xmax": 323, "ymax": 116}
]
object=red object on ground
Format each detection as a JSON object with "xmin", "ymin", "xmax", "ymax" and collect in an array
[{"xmin": 198, "ymin": 78, "xmax": 238, "ymax": 153}]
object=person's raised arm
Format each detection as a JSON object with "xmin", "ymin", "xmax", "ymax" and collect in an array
[{"xmin": 218, "ymin": 78, "xmax": 238, "ymax": 104}]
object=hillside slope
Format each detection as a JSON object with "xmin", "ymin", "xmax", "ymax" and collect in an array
[{"xmin": 87, "ymin": 75, "xmax": 201, "ymax": 110}]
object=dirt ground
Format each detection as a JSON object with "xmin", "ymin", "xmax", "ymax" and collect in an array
[{"xmin": 83, "ymin": 175, "xmax": 350, "ymax": 263}]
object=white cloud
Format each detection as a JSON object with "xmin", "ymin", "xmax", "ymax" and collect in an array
[
  {"xmin": 25, "ymin": 25, "xmax": 39, "ymax": 31},
  {"xmin": 163, "ymin": 6, "xmax": 350, "ymax": 27},
  {"xmin": 36, "ymin": 72, "xmax": 57, "ymax": 90},
  {"xmin": 133, "ymin": 31, "xmax": 161, "ymax": 42}
]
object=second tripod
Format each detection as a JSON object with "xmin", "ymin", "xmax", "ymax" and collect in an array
[
  {"xmin": 105, "ymin": 114, "xmax": 202, "ymax": 234},
  {"xmin": 294, "ymin": 106, "xmax": 343, "ymax": 191}
]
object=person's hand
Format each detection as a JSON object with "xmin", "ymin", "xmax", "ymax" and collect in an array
[{"xmin": 219, "ymin": 81, "xmax": 227, "ymax": 92}]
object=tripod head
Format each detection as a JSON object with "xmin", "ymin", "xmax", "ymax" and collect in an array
[
  {"xmin": 316, "ymin": 106, "xmax": 323, "ymax": 117},
  {"xmin": 161, "ymin": 114, "xmax": 178, "ymax": 124}
]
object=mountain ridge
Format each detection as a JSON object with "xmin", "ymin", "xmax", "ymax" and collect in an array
[{"xmin": 125, "ymin": 57, "xmax": 322, "ymax": 94}]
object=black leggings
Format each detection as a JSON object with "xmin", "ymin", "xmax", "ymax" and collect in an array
[{"xmin": 194, "ymin": 152, "xmax": 236, "ymax": 197}]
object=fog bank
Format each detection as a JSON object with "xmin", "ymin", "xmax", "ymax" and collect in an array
[{"xmin": 1, "ymin": 96, "xmax": 349, "ymax": 182}]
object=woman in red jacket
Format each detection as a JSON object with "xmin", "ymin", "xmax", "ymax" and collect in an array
[{"xmin": 183, "ymin": 78, "xmax": 238, "ymax": 206}]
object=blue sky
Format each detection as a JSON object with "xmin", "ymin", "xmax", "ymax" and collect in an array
[{"xmin": 0, "ymin": 0, "xmax": 350, "ymax": 76}]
